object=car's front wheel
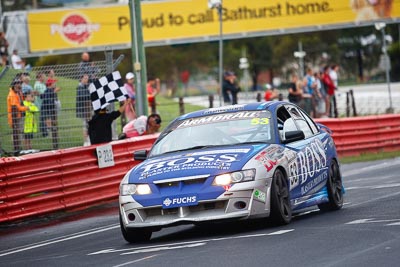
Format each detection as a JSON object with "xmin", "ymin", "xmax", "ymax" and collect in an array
[
  {"xmin": 119, "ymin": 213, "xmax": 152, "ymax": 243},
  {"xmin": 318, "ymin": 160, "xmax": 343, "ymax": 211},
  {"xmin": 270, "ymin": 168, "xmax": 292, "ymax": 225}
]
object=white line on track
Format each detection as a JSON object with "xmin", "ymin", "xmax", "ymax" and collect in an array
[
  {"xmin": 112, "ymin": 254, "xmax": 160, "ymax": 267},
  {"xmin": 88, "ymin": 229, "xmax": 294, "ymax": 256},
  {"xmin": 121, "ymin": 242, "xmax": 206, "ymax": 255},
  {"xmin": 0, "ymin": 224, "xmax": 119, "ymax": 257}
]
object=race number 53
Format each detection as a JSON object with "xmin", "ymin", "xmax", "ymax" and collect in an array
[{"xmin": 96, "ymin": 144, "xmax": 115, "ymax": 168}]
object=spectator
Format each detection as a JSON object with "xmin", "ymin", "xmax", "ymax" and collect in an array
[
  {"xmin": 33, "ymin": 72, "xmax": 47, "ymax": 137},
  {"xmin": 41, "ymin": 79, "xmax": 61, "ymax": 149},
  {"xmin": 329, "ymin": 64, "xmax": 340, "ymax": 90},
  {"xmin": 46, "ymin": 69, "xmax": 61, "ymax": 115},
  {"xmin": 264, "ymin": 84, "xmax": 279, "ymax": 101},
  {"xmin": 7, "ymin": 77, "xmax": 28, "ymax": 153},
  {"xmin": 21, "ymin": 74, "xmax": 33, "ymax": 95},
  {"xmin": 22, "ymin": 91, "xmax": 39, "ymax": 150},
  {"xmin": 313, "ymin": 72, "xmax": 325, "ymax": 118},
  {"xmin": 296, "ymin": 79, "xmax": 306, "ymax": 110},
  {"xmin": 11, "ymin": 49, "xmax": 25, "ymax": 70},
  {"xmin": 147, "ymin": 76, "xmax": 160, "ymax": 114},
  {"xmin": 47, "ymin": 69, "xmax": 56, "ymax": 83},
  {"xmin": 123, "ymin": 72, "xmax": 136, "ymax": 122},
  {"xmin": 75, "ymin": 74, "xmax": 92, "ymax": 146},
  {"xmin": 329, "ymin": 64, "xmax": 339, "ymax": 117},
  {"xmin": 321, "ymin": 66, "xmax": 336, "ymax": 117},
  {"xmin": 222, "ymin": 71, "xmax": 240, "ymax": 105},
  {"xmin": 120, "ymin": 113, "xmax": 162, "ymax": 139},
  {"xmin": 78, "ymin": 52, "xmax": 97, "ymax": 82},
  {"xmin": 88, "ymin": 98, "xmax": 131, "ymax": 145},
  {"xmin": 303, "ymin": 68, "xmax": 316, "ymax": 116},
  {"xmin": 287, "ymin": 73, "xmax": 302, "ymax": 105},
  {"xmin": 0, "ymin": 31, "xmax": 9, "ymax": 67}
]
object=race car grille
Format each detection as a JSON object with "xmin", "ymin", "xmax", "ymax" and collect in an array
[
  {"xmin": 154, "ymin": 175, "xmax": 209, "ymax": 189},
  {"xmin": 142, "ymin": 200, "xmax": 228, "ymax": 218}
]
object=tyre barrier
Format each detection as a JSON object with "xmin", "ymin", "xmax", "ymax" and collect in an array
[{"xmin": 1, "ymin": 114, "xmax": 400, "ymax": 223}]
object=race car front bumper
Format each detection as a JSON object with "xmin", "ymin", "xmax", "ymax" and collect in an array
[{"xmin": 120, "ymin": 184, "xmax": 271, "ymax": 228}]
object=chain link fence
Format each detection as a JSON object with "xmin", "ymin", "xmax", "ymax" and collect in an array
[{"xmin": 0, "ymin": 59, "xmax": 117, "ymax": 156}]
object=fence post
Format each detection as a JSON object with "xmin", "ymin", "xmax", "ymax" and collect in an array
[
  {"xmin": 209, "ymin": 95, "xmax": 214, "ymax": 108},
  {"xmin": 350, "ymin": 89, "xmax": 357, "ymax": 116},
  {"xmin": 256, "ymin": 92, "xmax": 261, "ymax": 102},
  {"xmin": 179, "ymin": 97, "xmax": 185, "ymax": 115},
  {"xmin": 346, "ymin": 91, "xmax": 350, "ymax": 117}
]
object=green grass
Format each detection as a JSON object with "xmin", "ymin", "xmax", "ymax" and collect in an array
[{"xmin": 339, "ymin": 150, "xmax": 400, "ymax": 164}]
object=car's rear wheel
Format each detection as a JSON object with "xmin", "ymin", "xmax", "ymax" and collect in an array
[
  {"xmin": 270, "ymin": 168, "xmax": 292, "ymax": 225},
  {"xmin": 318, "ymin": 160, "xmax": 343, "ymax": 211},
  {"xmin": 119, "ymin": 213, "xmax": 152, "ymax": 243}
]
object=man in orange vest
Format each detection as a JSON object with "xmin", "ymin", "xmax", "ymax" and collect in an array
[{"xmin": 7, "ymin": 77, "xmax": 29, "ymax": 154}]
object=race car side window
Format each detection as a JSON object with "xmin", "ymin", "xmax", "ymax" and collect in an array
[
  {"xmin": 277, "ymin": 106, "xmax": 295, "ymax": 141},
  {"xmin": 285, "ymin": 105, "xmax": 314, "ymax": 139},
  {"xmin": 299, "ymin": 109, "xmax": 319, "ymax": 134}
]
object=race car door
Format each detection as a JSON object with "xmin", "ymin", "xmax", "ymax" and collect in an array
[{"xmin": 281, "ymin": 105, "xmax": 327, "ymax": 202}]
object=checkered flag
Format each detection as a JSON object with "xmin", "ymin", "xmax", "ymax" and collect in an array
[{"xmin": 89, "ymin": 71, "xmax": 128, "ymax": 111}]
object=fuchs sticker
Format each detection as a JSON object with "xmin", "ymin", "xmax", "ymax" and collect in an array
[
  {"xmin": 50, "ymin": 13, "xmax": 100, "ymax": 44},
  {"xmin": 162, "ymin": 194, "xmax": 198, "ymax": 209}
]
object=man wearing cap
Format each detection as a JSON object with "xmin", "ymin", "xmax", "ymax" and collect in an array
[
  {"xmin": 123, "ymin": 72, "xmax": 136, "ymax": 122},
  {"xmin": 7, "ymin": 78, "xmax": 29, "ymax": 153},
  {"xmin": 223, "ymin": 71, "xmax": 241, "ymax": 105}
]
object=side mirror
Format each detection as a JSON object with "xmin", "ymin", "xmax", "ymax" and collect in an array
[
  {"xmin": 133, "ymin": 150, "xmax": 148, "ymax": 161},
  {"xmin": 283, "ymin": 130, "xmax": 305, "ymax": 144}
]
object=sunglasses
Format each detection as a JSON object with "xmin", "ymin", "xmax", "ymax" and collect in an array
[{"xmin": 155, "ymin": 118, "xmax": 162, "ymax": 124}]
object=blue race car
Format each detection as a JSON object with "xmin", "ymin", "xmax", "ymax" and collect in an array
[{"xmin": 119, "ymin": 101, "xmax": 344, "ymax": 243}]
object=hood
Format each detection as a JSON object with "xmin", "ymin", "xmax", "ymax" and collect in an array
[{"xmin": 129, "ymin": 144, "xmax": 269, "ymax": 183}]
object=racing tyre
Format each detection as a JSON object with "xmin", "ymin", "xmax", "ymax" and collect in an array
[
  {"xmin": 270, "ymin": 168, "xmax": 292, "ymax": 225},
  {"xmin": 119, "ymin": 213, "xmax": 152, "ymax": 243},
  {"xmin": 318, "ymin": 160, "xmax": 343, "ymax": 211}
]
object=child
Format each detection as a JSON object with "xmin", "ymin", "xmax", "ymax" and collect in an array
[{"xmin": 23, "ymin": 91, "xmax": 39, "ymax": 150}]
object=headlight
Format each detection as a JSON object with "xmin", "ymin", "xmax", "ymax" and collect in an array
[
  {"xmin": 120, "ymin": 184, "xmax": 152, "ymax": 195},
  {"xmin": 213, "ymin": 169, "xmax": 256, "ymax": 186}
]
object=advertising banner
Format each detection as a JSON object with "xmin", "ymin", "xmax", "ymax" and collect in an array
[{"xmin": 27, "ymin": 0, "xmax": 400, "ymax": 52}]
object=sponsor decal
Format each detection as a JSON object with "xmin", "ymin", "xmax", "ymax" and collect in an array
[
  {"xmin": 203, "ymin": 105, "xmax": 246, "ymax": 114},
  {"xmin": 50, "ymin": 13, "xmax": 100, "ymax": 44},
  {"xmin": 189, "ymin": 149, "xmax": 250, "ymax": 156},
  {"xmin": 253, "ymin": 189, "xmax": 266, "ymax": 203},
  {"xmin": 162, "ymin": 194, "xmax": 198, "ymax": 209},
  {"xmin": 255, "ymin": 145, "xmax": 285, "ymax": 172},
  {"xmin": 177, "ymin": 111, "xmax": 262, "ymax": 129},
  {"xmin": 256, "ymin": 151, "xmax": 277, "ymax": 171},
  {"xmin": 301, "ymin": 172, "xmax": 327, "ymax": 195},
  {"xmin": 289, "ymin": 138, "xmax": 327, "ymax": 191},
  {"xmin": 139, "ymin": 153, "xmax": 241, "ymax": 179}
]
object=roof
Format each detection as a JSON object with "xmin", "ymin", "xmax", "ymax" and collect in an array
[{"xmin": 177, "ymin": 101, "xmax": 288, "ymax": 120}]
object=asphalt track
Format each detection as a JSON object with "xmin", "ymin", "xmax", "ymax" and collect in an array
[{"xmin": 1, "ymin": 157, "xmax": 400, "ymax": 267}]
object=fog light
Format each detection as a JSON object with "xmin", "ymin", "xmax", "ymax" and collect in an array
[
  {"xmin": 234, "ymin": 201, "xmax": 247, "ymax": 209},
  {"xmin": 128, "ymin": 213, "xmax": 136, "ymax": 221}
]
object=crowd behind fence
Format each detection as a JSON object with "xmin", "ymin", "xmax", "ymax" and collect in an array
[
  {"xmin": 1, "ymin": 60, "xmax": 399, "ymax": 157},
  {"xmin": 1, "ymin": 61, "xmax": 111, "ymax": 156}
]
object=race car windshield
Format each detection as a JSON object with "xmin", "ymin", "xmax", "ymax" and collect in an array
[{"xmin": 149, "ymin": 110, "xmax": 274, "ymax": 157}]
